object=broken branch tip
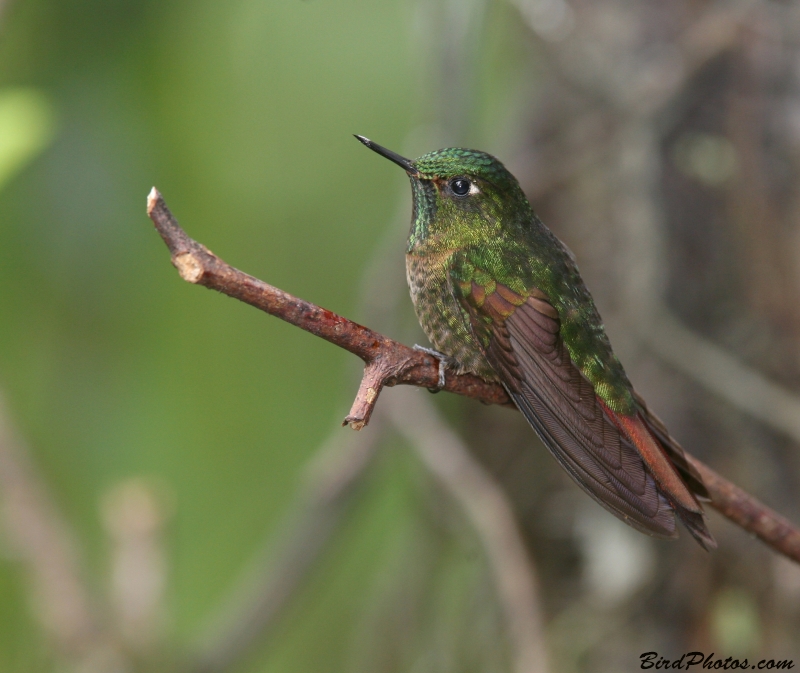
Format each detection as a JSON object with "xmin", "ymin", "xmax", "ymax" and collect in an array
[
  {"xmin": 342, "ymin": 416, "xmax": 366, "ymax": 431},
  {"xmin": 147, "ymin": 187, "xmax": 162, "ymax": 216}
]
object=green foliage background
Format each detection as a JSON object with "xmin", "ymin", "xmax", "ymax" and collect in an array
[{"xmin": 0, "ymin": 1, "xmax": 488, "ymax": 669}]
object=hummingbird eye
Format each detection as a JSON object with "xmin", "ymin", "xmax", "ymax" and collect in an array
[{"xmin": 450, "ymin": 178, "xmax": 471, "ymax": 196}]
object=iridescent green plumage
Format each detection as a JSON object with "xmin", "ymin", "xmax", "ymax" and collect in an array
[{"xmin": 356, "ymin": 135, "xmax": 716, "ymax": 550}]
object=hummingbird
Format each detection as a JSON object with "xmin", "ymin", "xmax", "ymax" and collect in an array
[{"xmin": 355, "ymin": 134, "xmax": 716, "ymax": 550}]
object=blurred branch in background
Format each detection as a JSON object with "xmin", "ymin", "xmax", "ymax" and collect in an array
[
  {"xmin": 190, "ymin": 395, "xmax": 549, "ymax": 673},
  {"xmin": 387, "ymin": 389, "xmax": 549, "ymax": 673},
  {"xmin": 190, "ymin": 423, "xmax": 383, "ymax": 673},
  {"xmin": 0, "ymin": 394, "xmax": 113, "ymax": 669},
  {"xmin": 101, "ymin": 478, "xmax": 171, "ymax": 656},
  {"xmin": 642, "ymin": 309, "xmax": 800, "ymax": 444},
  {"xmin": 0, "ymin": 392, "xmax": 176, "ymax": 672}
]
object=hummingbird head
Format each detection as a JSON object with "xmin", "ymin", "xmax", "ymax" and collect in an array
[{"xmin": 355, "ymin": 135, "xmax": 532, "ymax": 251}]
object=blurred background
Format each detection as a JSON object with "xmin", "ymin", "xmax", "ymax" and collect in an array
[{"xmin": 1, "ymin": 0, "xmax": 800, "ymax": 671}]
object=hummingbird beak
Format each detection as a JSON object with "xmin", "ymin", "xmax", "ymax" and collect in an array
[{"xmin": 354, "ymin": 135, "xmax": 418, "ymax": 176}]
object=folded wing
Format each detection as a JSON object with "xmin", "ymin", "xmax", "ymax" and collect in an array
[{"xmin": 460, "ymin": 280, "xmax": 715, "ymax": 548}]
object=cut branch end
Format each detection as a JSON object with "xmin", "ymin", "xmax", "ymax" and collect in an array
[{"xmin": 173, "ymin": 252, "xmax": 205, "ymax": 284}]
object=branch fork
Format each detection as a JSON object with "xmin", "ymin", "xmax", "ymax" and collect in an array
[{"xmin": 146, "ymin": 187, "xmax": 800, "ymax": 565}]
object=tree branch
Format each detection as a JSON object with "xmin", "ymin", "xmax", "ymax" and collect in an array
[
  {"xmin": 688, "ymin": 456, "xmax": 800, "ymax": 561},
  {"xmin": 147, "ymin": 188, "xmax": 509, "ymax": 432},
  {"xmin": 146, "ymin": 188, "xmax": 800, "ymax": 565}
]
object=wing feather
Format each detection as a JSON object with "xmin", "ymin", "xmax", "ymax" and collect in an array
[{"xmin": 460, "ymin": 280, "xmax": 715, "ymax": 546}]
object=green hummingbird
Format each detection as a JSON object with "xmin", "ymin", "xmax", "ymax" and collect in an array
[{"xmin": 356, "ymin": 134, "xmax": 716, "ymax": 550}]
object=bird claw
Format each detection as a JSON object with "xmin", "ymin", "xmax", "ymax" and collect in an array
[{"xmin": 413, "ymin": 345, "xmax": 453, "ymax": 392}]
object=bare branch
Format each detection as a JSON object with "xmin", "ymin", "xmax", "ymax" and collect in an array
[
  {"xmin": 688, "ymin": 456, "xmax": 800, "ymax": 561},
  {"xmin": 147, "ymin": 188, "xmax": 510, "ymax": 430},
  {"xmin": 146, "ymin": 189, "xmax": 800, "ymax": 565}
]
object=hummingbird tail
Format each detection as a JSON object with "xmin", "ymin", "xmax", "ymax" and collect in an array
[
  {"xmin": 633, "ymin": 390, "xmax": 711, "ymax": 501},
  {"xmin": 675, "ymin": 505, "xmax": 718, "ymax": 551},
  {"xmin": 632, "ymin": 395, "xmax": 718, "ymax": 550},
  {"xmin": 605, "ymin": 403, "xmax": 718, "ymax": 551}
]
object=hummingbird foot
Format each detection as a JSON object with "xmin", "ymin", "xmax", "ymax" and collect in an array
[{"xmin": 413, "ymin": 345, "xmax": 455, "ymax": 392}]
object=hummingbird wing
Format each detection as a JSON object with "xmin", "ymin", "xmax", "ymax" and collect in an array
[{"xmin": 456, "ymin": 277, "xmax": 715, "ymax": 548}]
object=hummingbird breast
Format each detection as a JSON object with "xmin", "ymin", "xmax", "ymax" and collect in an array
[{"xmin": 406, "ymin": 250, "xmax": 497, "ymax": 381}]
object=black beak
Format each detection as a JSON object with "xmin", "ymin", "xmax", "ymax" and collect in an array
[{"xmin": 354, "ymin": 135, "xmax": 418, "ymax": 175}]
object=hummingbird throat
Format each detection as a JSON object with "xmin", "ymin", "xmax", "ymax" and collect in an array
[{"xmin": 408, "ymin": 178, "xmax": 438, "ymax": 252}]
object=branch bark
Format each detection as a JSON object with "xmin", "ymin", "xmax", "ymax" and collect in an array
[
  {"xmin": 146, "ymin": 188, "xmax": 509, "ymax": 432},
  {"xmin": 146, "ymin": 188, "xmax": 800, "ymax": 565}
]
